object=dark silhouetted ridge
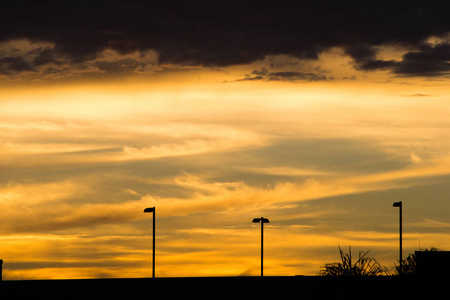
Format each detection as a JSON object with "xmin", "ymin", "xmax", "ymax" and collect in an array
[{"xmin": 0, "ymin": 276, "xmax": 447, "ymax": 299}]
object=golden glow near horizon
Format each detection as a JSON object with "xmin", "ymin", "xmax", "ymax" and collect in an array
[{"xmin": 2, "ymin": 48, "xmax": 450, "ymax": 279}]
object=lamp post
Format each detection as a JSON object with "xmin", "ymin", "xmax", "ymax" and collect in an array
[
  {"xmin": 252, "ymin": 217, "xmax": 269, "ymax": 277},
  {"xmin": 144, "ymin": 207, "xmax": 155, "ymax": 278},
  {"xmin": 393, "ymin": 201, "xmax": 402, "ymax": 275}
]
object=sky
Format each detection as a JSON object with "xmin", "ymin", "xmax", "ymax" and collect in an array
[{"xmin": 1, "ymin": 0, "xmax": 450, "ymax": 279}]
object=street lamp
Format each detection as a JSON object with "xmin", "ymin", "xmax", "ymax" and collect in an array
[
  {"xmin": 393, "ymin": 201, "xmax": 402, "ymax": 275},
  {"xmin": 144, "ymin": 207, "xmax": 156, "ymax": 278},
  {"xmin": 252, "ymin": 217, "xmax": 269, "ymax": 277}
]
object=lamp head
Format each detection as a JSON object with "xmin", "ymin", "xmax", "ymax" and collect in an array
[
  {"xmin": 252, "ymin": 217, "xmax": 270, "ymax": 223},
  {"xmin": 144, "ymin": 207, "xmax": 155, "ymax": 213},
  {"xmin": 393, "ymin": 201, "xmax": 402, "ymax": 207}
]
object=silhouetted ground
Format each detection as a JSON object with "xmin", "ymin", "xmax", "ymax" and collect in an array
[{"xmin": 0, "ymin": 275, "xmax": 446, "ymax": 299}]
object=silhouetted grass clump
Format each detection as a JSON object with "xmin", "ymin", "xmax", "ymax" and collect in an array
[
  {"xmin": 395, "ymin": 247, "xmax": 440, "ymax": 276},
  {"xmin": 319, "ymin": 246, "xmax": 390, "ymax": 276}
]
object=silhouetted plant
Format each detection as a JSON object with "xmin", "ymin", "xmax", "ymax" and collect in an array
[
  {"xmin": 395, "ymin": 252, "xmax": 416, "ymax": 276},
  {"xmin": 319, "ymin": 246, "xmax": 390, "ymax": 276},
  {"xmin": 394, "ymin": 247, "xmax": 440, "ymax": 276}
]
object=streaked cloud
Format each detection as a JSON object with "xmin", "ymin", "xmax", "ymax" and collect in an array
[
  {"xmin": 1, "ymin": 78, "xmax": 450, "ymax": 278},
  {"xmin": 0, "ymin": 1, "xmax": 449, "ymax": 279}
]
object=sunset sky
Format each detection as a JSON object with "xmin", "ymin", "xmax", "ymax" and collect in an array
[{"xmin": 1, "ymin": 1, "xmax": 450, "ymax": 279}]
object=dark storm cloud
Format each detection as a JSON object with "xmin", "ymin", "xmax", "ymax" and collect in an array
[
  {"xmin": 0, "ymin": 0, "xmax": 449, "ymax": 77},
  {"xmin": 349, "ymin": 42, "xmax": 450, "ymax": 77},
  {"xmin": 392, "ymin": 42, "xmax": 450, "ymax": 77},
  {"xmin": 268, "ymin": 71, "xmax": 329, "ymax": 82},
  {"xmin": 0, "ymin": 56, "xmax": 34, "ymax": 74},
  {"xmin": 234, "ymin": 68, "xmax": 330, "ymax": 82},
  {"xmin": 33, "ymin": 49, "xmax": 62, "ymax": 66}
]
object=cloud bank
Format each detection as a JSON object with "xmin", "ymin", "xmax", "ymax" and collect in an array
[{"xmin": 0, "ymin": 1, "xmax": 449, "ymax": 79}]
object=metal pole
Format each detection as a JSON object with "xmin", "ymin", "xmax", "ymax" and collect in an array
[
  {"xmin": 393, "ymin": 201, "xmax": 403, "ymax": 275},
  {"xmin": 399, "ymin": 202, "xmax": 402, "ymax": 275},
  {"xmin": 252, "ymin": 217, "xmax": 269, "ymax": 277},
  {"xmin": 152, "ymin": 207, "xmax": 156, "ymax": 278},
  {"xmin": 261, "ymin": 219, "xmax": 264, "ymax": 277}
]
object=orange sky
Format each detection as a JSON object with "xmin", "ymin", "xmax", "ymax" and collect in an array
[
  {"xmin": 2, "ymin": 50, "xmax": 450, "ymax": 279},
  {"xmin": 1, "ymin": 2, "xmax": 450, "ymax": 279}
]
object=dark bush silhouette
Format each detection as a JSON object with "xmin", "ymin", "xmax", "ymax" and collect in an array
[
  {"xmin": 319, "ymin": 246, "xmax": 390, "ymax": 276},
  {"xmin": 395, "ymin": 247, "xmax": 440, "ymax": 276},
  {"xmin": 395, "ymin": 252, "xmax": 416, "ymax": 276}
]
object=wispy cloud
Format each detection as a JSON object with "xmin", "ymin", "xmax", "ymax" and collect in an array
[{"xmin": 1, "ymin": 80, "xmax": 450, "ymax": 277}]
